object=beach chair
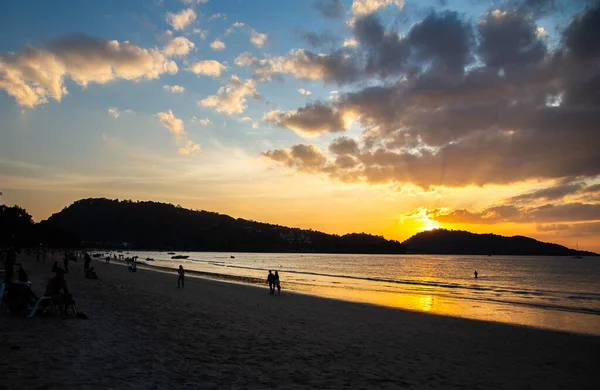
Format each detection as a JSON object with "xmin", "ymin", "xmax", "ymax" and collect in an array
[
  {"xmin": 27, "ymin": 295, "xmax": 77, "ymax": 318},
  {"xmin": 27, "ymin": 296, "xmax": 54, "ymax": 318}
]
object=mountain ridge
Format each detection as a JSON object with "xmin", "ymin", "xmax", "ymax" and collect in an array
[{"xmin": 37, "ymin": 198, "xmax": 597, "ymax": 256}]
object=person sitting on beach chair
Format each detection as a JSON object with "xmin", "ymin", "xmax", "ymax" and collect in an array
[{"xmin": 44, "ymin": 268, "xmax": 74, "ymax": 316}]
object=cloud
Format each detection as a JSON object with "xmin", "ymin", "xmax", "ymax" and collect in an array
[
  {"xmin": 164, "ymin": 85, "xmax": 185, "ymax": 93},
  {"xmin": 296, "ymin": 29, "xmax": 338, "ymax": 48},
  {"xmin": 166, "ymin": 8, "xmax": 197, "ymax": 30},
  {"xmin": 108, "ymin": 107, "xmax": 120, "ymax": 118},
  {"xmin": 226, "ymin": 22, "xmax": 269, "ymax": 48},
  {"xmin": 263, "ymin": 144, "xmax": 328, "ymax": 173},
  {"xmin": 210, "ymin": 39, "xmax": 226, "ymax": 51},
  {"xmin": 298, "ymin": 88, "xmax": 312, "ymax": 96},
  {"xmin": 425, "ymin": 203, "xmax": 600, "ymax": 224},
  {"xmin": 477, "ymin": 9, "xmax": 546, "ymax": 69},
  {"xmin": 192, "ymin": 28, "xmax": 208, "ymax": 39},
  {"xmin": 349, "ymin": 0, "xmax": 405, "ymax": 21},
  {"xmin": 163, "ymin": 36, "xmax": 195, "ymax": 56},
  {"xmin": 198, "ymin": 75, "xmax": 259, "ymax": 115},
  {"xmin": 192, "ymin": 116, "xmax": 211, "ymax": 126},
  {"xmin": 0, "ymin": 33, "xmax": 178, "ymax": 107},
  {"xmin": 156, "ymin": 109, "xmax": 201, "ymax": 154},
  {"xmin": 508, "ymin": 183, "xmax": 585, "ymax": 203},
  {"xmin": 188, "ymin": 60, "xmax": 226, "ymax": 77},
  {"xmin": 250, "ymin": 30, "xmax": 268, "ymax": 48},
  {"xmin": 181, "ymin": 0, "xmax": 208, "ymax": 4},
  {"xmin": 314, "ymin": 0, "xmax": 344, "ymax": 18},
  {"xmin": 235, "ymin": 49, "xmax": 361, "ymax": 84},
  {"xmin": 262, "ymin": 104, "xmax": 350, "ymax": 137},
  {"xmin": 209, "ymin": 13, "xmax": 226, "ymax": 21},
  {"xmin": 259, "ymin": 4, "xmax": 600, "ymax": 189}
]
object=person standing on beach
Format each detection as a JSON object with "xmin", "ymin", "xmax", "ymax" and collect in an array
[
  {"xmin": 63, "ymin": 251, "xmax": 69, "ymax": 273},
  {"xmin": 84, "ymin": 252, "xmax": 91, "ymax": 276},
  {"xmin": 266, "ymin": 270, "xmax": 275, "ymax": 294},
  {"xmin": 474, "ymin": 270, "xmax": 478, "ymax": 279},
  {"xmin": 177, "ymin": 265, "xmax": 185, "ymax": 288},
  {"xmin": 273, "ymin": 271, "xmax": 281, "ymax": 295}
]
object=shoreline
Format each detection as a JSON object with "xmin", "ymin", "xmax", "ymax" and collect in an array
[
  {"xmin": 2, "ymin": 253, "xmax": 598, "ymax": 389},
  {"xmin": 104, "ymin": 255, "xmax": 600, "ymax": 337}
]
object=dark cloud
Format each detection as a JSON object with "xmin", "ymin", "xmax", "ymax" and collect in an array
[
  {"xmin": 408, "ymin": 11, "xmax": 474, "ymax": 75},
  {"xmin": 263, "ymin": 104, "xmax": 347, "ymax": 136},
  {"xmin": 477, "ymin": 10, "xmax": 547, "ymax": 69},
  {"xmin": 353, "ymin": 14, "xmax": 412, "ymax": 77},
  {"xmin": 563, "ymin": 3, "xmax": 600, "ymax": 61},
  {"xmin": 508, "ymin": 183, "xmax": 584, "ymax": 202},
  {"xmin": 262, "ymin": 144, "xmax": 327, "ymax": 173},
  {"xmin": 329, "ymin": 136, "xmax": 360, "ymax": 155},
  {"xmin": 295, "ymin": 29, "xmax": 338, "ymax": 48},
  {"xmin": 313, "ymin": 0, "xmax": 344, "ymax": 19},
  {"xmin": 261, "ymin": 3, "xmax": 600, "ymax": 189},
  {"xmin": 429, "ymin": 202, "xmax": 600, "ymax": 224}
]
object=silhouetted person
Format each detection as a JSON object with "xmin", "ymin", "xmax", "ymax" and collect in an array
[
  {"xmin": 266, "ymin": 270, "xmax": 275, "ymax": 294},
  {"xmin": 18, "ymin": 265, "xmax": 28, "ymax": 282},
  {"xmin": 177, "ymin": 265, "xmax": 185, "ymax": 288},
  {"xmin": 3, "ymin": 249, "xmax": 15, "ymax": 283},
  {"xmin": 63, "ymin": 251, "xmax": 69, "ymax": 273},
  {"xmin": 44, "ymin": 268, "xmax": 71, "ymax": 316},
  {"xmin": 474, "ymin": 270, "xmax": 478, "ymax": 279},
  {"xmin": 84, "ymin": 252, "xmax": 91, "ymax": 276},
  {"xmin": 273, "ymin": 271, "xmax": 281, "ymax": 295},
  {"xmin": 52, "ymin": 261, "xmax": 58, "ymax": 273}
]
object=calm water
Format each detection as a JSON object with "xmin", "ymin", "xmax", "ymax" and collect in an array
[{"xmin": 124, "ymin": 251, "xmax": 600, "ymax": 335}]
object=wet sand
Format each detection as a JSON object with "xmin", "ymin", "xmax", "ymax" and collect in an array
[{"xmin": 1, "ymin": 253, "xmax": 598, "ymax": 389}]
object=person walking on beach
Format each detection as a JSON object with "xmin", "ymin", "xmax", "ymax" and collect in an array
[
  {"xmin": 474, "ymin": 270, "xmax": 478, "ymax": 279},
  {"xmin": 273, "ymin": 271, "xmax": 281, "ymax": 295},
  {"xmin": 177, "ymin": 265, "xmax": 185, "ymax": 288},
  {"xmin": 266, "ymin": 270, "xmax": 275, "ymax": 294}
]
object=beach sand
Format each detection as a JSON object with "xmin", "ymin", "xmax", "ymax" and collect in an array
[{"xmin": 1, "ymin": 254, "xmax": 598, "ymax": 389}]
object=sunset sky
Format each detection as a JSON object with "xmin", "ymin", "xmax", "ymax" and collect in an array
[{"xmin": 1, "ymin": 0, "xmax": 599, "ymax": 252}]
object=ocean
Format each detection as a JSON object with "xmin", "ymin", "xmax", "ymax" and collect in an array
[{"xmin": 122, "ymin": 251, "xmax": 600, "ymax": 336}]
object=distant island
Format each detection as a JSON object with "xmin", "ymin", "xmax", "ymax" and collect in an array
[{"xmin": 0, "ymin": 198, "xmax": 597, "ymax": 256}]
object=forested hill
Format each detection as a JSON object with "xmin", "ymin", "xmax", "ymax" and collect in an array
[
  {"xmin": 403, "ymin": 229, "xmax": 598, "ymax": 256},
  {"xmin": 44, "ymin": 198, "xmax": 406, "ymax": 254}
]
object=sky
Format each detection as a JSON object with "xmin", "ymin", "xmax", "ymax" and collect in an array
[{"xmin": 1, "ymin": 0, "xmax": 599, "ymax": 252}]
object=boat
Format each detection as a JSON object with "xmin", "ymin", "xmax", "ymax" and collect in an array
[
  {"xmin": 171, "ymin": 255, "xmax": 189, "ymax": 259},
  {"xmin": 167, "ymin": 252, "xmax": 176, "ymax": 255},
  {"xmin": 230, "ymin": 256, "xmax": 235, "ymax": 259},
  {"xmin": 145, "ymin": 258, "xmax": 154, "ymax": 261},
  {"xmin": 572, "ymin": 243, "xmax": 583, "ymax": 259}
]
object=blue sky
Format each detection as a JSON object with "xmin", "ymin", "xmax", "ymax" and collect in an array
[{"xmin": 1, "ymin": 0, "xmax": 599, "ymax": 251}]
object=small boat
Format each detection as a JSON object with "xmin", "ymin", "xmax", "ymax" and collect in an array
[
  {"xmin": 230, "ymin": 256, "xmax": 235, "ymax": 259},
  {"xmin": 572, "ymin": 243, "xmax": 583, "ymax": 259},
  {"xmin": 171, "ymin": 255, "xmax": 189, "ymax": 259},
  {"xmin": 167, "ymin": 252, "xmax": 176, "ymax": 255},
  {"xmin": 145, "ymin": 258, "xmax": 154, "ymax": 261}
]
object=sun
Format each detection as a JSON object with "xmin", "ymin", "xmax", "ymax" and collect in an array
[{"xmin": 421, "ymin": 219, "xmax": 441, "ymax": 231}]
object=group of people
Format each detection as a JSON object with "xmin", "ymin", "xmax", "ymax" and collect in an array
[
  {"xmin": 266, "ymin": 270, "xmax": 281, "ymax": 295},
  {"xmin": 2, "ymin": 247, "xmax": 75, "ymax": 316}
]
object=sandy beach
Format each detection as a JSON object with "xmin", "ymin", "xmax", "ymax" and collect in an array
[{"xmin": 1, "ymin": 254, "xmax": 598, "ymax": 389}]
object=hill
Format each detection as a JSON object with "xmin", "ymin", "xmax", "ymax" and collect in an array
[
  {"xmin": 403, "ymin": 229, "xmax": 598, "ymax": 256},
  {"xmin": 42, "ymin": 198, "xmax": 406, "ymax": 254}
]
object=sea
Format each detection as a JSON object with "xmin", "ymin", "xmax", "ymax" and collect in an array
[{"xmin": 121, "ymin": 251, "xmax": 600, "ymax": 336}]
